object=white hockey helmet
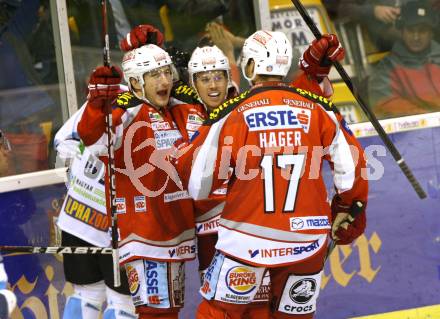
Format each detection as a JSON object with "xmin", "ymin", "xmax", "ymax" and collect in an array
[
  {"xmin": 188, "ymin": 45, "xmax": 232, "ymax": 106},
  {"xmin": 122, "ymin": 44, "xmax": 173, "ymax": 101},
  {"xmin": 188, "ymin": 45, "xmax": 230, "ymax": 85},
  {"xmin": 240, "ymin": 30, "xmax": 292, "ymax": 82}
]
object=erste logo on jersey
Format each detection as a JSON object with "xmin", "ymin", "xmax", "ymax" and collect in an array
[
  {"xmin": 126, "ymin": 264, "xmax": 140, "ymax": 295},
  {"xmin": 293, "ymin": 108, "xmax": 311, "ymax": 133},
  {"xmin": 226, "ymin": 266, "xmax": 257, "ymax": 295},
  {"xmin": 244, "ymin": 105, "xmax": 302, "ymax": 132}
]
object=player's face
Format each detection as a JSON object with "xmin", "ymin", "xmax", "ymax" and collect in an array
[
  {"xmin": 402, "ymin": 24, "xmax": 432, "ymax": 53},
  {"xmin": 143, "ymin": 66, "xmax": 173, "ymax": 109},
  {"xmin": 194, "ymin": 70, "xmax": 228, "ymax": 111}
]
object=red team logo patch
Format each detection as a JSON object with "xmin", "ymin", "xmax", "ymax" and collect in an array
[
  {"xmin": 115, "ymin": 198, "xmax": 126, "ymax": 214},
  {"xmin": 134, "ymin": 195, "xmax": 147, "ymax": 212}
]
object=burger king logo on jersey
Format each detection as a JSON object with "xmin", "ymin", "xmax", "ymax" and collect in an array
[
  {"xmin": 225, "ymin": 266, "xmax": 257, "ymax": 295},
  {"xmin": 126, "ymin": 264, "xmax": 140, "ymax": 295}
]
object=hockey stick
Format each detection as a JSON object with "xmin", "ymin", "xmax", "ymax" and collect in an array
[
  {"xmin": 0, "ymin": 246, "xmax": 113, "ymax": 254},
  {"xmin": 101, "ymin": 0, "xmax": 121, "ymax": 287},
  {"xmin": 291, "ymin": 0, "xmax": 426, "ymax": 199}
]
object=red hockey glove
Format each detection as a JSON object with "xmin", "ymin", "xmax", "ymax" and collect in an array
[
  {"xmin": 87, "ymin": 65, "xmax": 122, "ymax": 109},
  {"xmin": 331, "ymin": 196, "xmax": 366, "ymax": 245},
  {"xmin": 299, "ymin": 34, "xmax": 345, "ymax": 81},
  {"xmin": 120, "ymin": 24, "xmax": 164, "ymax": 51}
]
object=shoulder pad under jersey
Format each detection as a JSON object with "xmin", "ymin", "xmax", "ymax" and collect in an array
[
  {"xmin": 172, "ymin": 81, "xmax": 200, "ymax": 104},
  {"xmin": 114, "ymin": 91, "xmax": 143, "ymax": 109},
  {"xmin": 205, "ymin": 91, "xmax": 250, "ymax": 124}
]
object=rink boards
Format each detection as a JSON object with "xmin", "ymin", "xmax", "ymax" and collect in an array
[{"xmin": 1, "ymin": 115, "xmax": 439, "ymax": 319}]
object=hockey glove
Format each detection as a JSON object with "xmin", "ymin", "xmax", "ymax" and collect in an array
[
  {"xmin": 331, "ymin": 196, "xmax": 366, "ymax": 245},
  {"xmin": 120, "ymin": 24, "xmax": 164, "ymax": 51},
  {"xmin": 299, "ymin": 34, "xmax": 345, "ymax": 81},
  {"xmin": 87, "ymin": 66, "xmax": 122, "ymax": 109}
]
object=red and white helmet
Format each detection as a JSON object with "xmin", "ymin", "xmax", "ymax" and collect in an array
[
  {"xmin": 122, "ymin": 44, "xmax": 173, "ymax": 100},
  {"xmin": 188, "ymin": 45, "xmax": 231, "ymax": 87},
  {"xmin": 187, "ymin": 45, "xmax": 233, "ymax": 107},
  {"xmin": 240, "ymin": 30, "xmax": 292, "ymax": 82}
]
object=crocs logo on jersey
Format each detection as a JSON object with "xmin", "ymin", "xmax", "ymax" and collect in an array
[
  {"xmin": 126, "ymin": 265, "xmax": 140, "ymax": 295},
  {"xmin": 244, "ymin": 106, "xmax": 302, "ymax": 131},
  {"xmin": 289, "ymin": 278, "xmax": 317, "ymax": 304},
  {"xmin": 225, "ymin": 266, "xmax": 257, "ymax": 295}
]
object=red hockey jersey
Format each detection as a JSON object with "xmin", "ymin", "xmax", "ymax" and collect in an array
[
  {"xmin": 178, "ymin": 82, "xmax": 368, "ymax": 266},
  {"xmin": 78, "ymin": 90, "xmax": 196, "ymax": 264}
]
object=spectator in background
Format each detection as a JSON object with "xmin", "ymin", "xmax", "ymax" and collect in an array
[
  {"xmin": 0, "ymin": 130, "xmax": 11, "ymax": 177},
  {"xmin": 0, "ymin": 0, "xmax": 54, "ymax": 175},
  {"xmin": 368, "ymin": 0, "xmax": 440, "ymax": 119},
  {"xmin": 337, "ymin": 0, "xmax": 403, "ymax": 51}
]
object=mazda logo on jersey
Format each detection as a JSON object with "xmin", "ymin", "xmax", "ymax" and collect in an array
[
  {"xmin": 225, "ymin": 266, "xmax": 257, "ymax": 295},
  {"xmin": 290, "ymin": 217, "xmax": 330, "ymax": 231},
  {"xmin": 244, "ymin": 105, "xmax": 302, "ymax": 131},
  {"xmin": 289, "ymin": 279, "xmax": 317, "ymax": 304}
]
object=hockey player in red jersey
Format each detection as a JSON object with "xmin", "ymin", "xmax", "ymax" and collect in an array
[
  {"xmin": 176, "ymin": 30, "xmax": 368, "ymax": 319},
  {"xmin": 77, "ymin": 44, "xmax": 196, "ymax": 319}
]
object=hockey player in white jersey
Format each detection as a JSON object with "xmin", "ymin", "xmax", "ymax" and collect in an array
[
  {"xmin": 0, "ymin": 255, "xmax": 16, "ymax": 319},
  {"xmin": 54, "ymin": 92, "xmax": 138, "ymax": 319}
]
